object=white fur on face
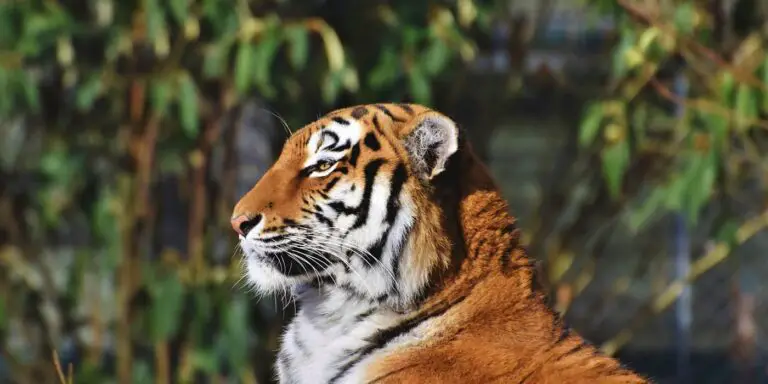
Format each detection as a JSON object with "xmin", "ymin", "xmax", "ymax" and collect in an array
[
  {"xmin": 239, "ymin": 121, "xmax": 364, "ymax": 293},
  {"xmin": 303, "ymin": 121, "xmax": 362, "ymax": 170}
]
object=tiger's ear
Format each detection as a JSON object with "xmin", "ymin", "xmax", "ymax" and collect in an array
[{"xmin": 402, "ymin": 112, "xmax": 459, "ymax": 181}]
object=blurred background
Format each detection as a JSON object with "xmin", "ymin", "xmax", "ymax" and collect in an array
[{"xmin": 1, "ymin": 0, "xmax": 767, "ymax": 383}]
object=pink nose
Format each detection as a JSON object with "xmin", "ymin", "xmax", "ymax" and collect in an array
[{"xmin": 230, "ymin": 215, "xmax": 261, "ymax": 236}]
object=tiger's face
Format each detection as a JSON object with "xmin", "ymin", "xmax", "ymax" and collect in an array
[{"xmin": 232, "ymin": 104, "xmax": 458, "ymax": 305}]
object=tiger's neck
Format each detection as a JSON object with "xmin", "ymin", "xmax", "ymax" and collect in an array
[{"xmin": 403, "ymin": 144, "xmax": 537, "ymax": 317}]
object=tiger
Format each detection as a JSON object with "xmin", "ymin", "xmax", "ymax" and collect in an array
[{"xmin": 231, "ymin": 103, "xmax": 648, "ymax": 384}]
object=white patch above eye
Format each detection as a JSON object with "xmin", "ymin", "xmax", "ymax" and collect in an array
[{"xmin": 304, "ymin": 120, "xmax": 363, "ymax": 168}]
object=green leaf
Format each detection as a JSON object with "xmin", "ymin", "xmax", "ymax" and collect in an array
[
  {"xmin": 284, "ymin": 25, "xmax": 309, "ymax": 70},
  {"xmin": 600, "ymin": 138, "xmax": 629, "ymax": 198},
  {"xmin": 150, "ymin": 79, "xmax": 173, "ymax": 117},
  {"xmin": 0, "ymin": 68, "xmax": 10, "ymax": 116},
  {"xmin": 422, "ymin": 39, "xmax": 450, "ymax": 76},
  {"xmin": 718, "ymin": 71, "xmax": 735, "ymax": 104},
  {"xmin": 341, "ymin": 66, "xmax": 359, "ymax": 92},
  {"xmin": 627, "ymin": 186, "xmax": 667, "ymax": 233},
  {"xmin": 673, "ymin": 3, "xmax": 696, "ymax": 34},
  {"xmin": 178, "ymin": 75, "xmax": 199, "ymax": 138},
  {"xmin": 734, "ymin": 83, "xmax": 758, "ymax": 131},
  {"xmin": 76, "ymin": 74, "xmax": 103, "ymax": 111},
  {"xmin": 189, "ymin": 288, "xmax": 213, "ymax": 342},
  {"xmin": 682, "ymin": 152, "xmax": 716, "ymax": 224},
  {"xmin": 0, "ymin": 5, "xmax": 15, "ymax": 47},
  {"xmin": 149, "ymin": 271, "xmax": 185, "ymax": 342},
  {"xmin": 234, "ymin": 41, "xmax": 255, "ymax": 94},
  {"xmin": 20, "ymin": 71, "xmax": 39, "ymax": 112},
  {"xmin": 715, "ymin": 220, "xmax": 741, "ymax": 245},
  {"xmin": 203, "ymin": 40, "xmax": 232, "ymax": 79},
  {"xmin": 579, "ymin": 102, "xmax": 605, "ymax": 147},
  {"xmin": 190, "ymin": 349, "xmax": 219, "ymax": 374},
  {"xmin": 407, "ymin": 68, "xmax": 431, "ymax": 104},
  {"xmin": 664, "ymin": 175, "xmax": 687, "ymax": 212},
  {"xmin": 132, "ymin": 360, "xmax": 153, "ymax": 384},
  {"xmin": 145, "ymin": 0, "xmax": 166, "ymax": 41},
  {"xmin": 762, "ymin": 56, "xmax": 768, "ymax": 112},
  {"xmin": 700, "ymin": 109, "xmax": 728, "ymax": 150},
  {"xmin": 0, "ymin": 294, "xmax": 6, "ymax": 332},
  {"xmin": 612, "ymin": 27, "xmax": 635, "ymax": 79},
  {"xmin": 39, "ymin": 144, "xmax": 68, "ymax": 177},
  {"xmin": 168, "ymin": 0, "xmax": 189, "ymax": 25},
  {"xmin": 253, "ymin": 29, "xmax": 281, "ymax": 98},
  {"xmin": 322, "ymin": 70, "xmax": 343, "ymax": 105},
  {"xmin": 93, "ymin": 187, "xmax": 121, "ymax": 271},
  {"xmin": 368, "ymin": 47, "xmax": 399, "ymax": 90},
  {"xmin": 223, "ymin": 295, "xmax": 249, "ymax": 369}
]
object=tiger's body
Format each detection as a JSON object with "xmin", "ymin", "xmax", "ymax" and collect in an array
[{"xmin": 232, "ymin": 104, "xmax": 648, "ymax": 383}]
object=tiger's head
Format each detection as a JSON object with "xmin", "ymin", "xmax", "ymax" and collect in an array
[{"xmin": 232, "ymin": 104, "xmax": 468, "ymax": 308}]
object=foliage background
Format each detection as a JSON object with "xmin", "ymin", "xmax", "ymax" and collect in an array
[{"xmin": 1, "ymin": 0, "xmax": 767, "ymax": 383}]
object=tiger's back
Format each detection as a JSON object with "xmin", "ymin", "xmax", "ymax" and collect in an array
[{"xmin": 232, "ymin": 103, "xmax": 648, "ymax": 383}]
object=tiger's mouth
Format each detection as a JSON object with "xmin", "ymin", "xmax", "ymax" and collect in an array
[
  {"xmin": 240, "ymin": 228, "xmax": 346, "ymax": 290},
  {"xmin": 252, "ymin": 248, "xmax": 335, "ymax": 277}
]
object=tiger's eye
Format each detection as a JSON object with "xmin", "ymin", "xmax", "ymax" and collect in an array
[{"xmin": 317, "ymin": 162, "xmax": 331, "ymax": 171}]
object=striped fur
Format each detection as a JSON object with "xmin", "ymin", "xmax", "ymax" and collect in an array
[{"xmin": 232, "ymin": 104, "xmax": 648, "ymax": 384}]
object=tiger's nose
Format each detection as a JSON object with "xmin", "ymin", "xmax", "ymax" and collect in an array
[{"xmin": 231, "ymin": 214, "xmax": 262, "ymax": 236}]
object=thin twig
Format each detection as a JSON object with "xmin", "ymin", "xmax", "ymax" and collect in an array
[{"xmin": 52, "ymin": 350, "xmax": 67, "ymax": 384}]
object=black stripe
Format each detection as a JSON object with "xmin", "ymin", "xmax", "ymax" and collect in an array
[
  {"xmin": 389, "ymin": 223, "xmax": 412, "ymax": 297},
  {"xmin": 355, "ymin": 308, "xmax": 376, "ymax": 321},
  {"xmin": 501, "ymin": 223, "xmax": 517, "ymax": 234},
  {"xmin": 350, "ymin": 159, "xmax": 385, "ymax": 230},
  {"xmin": 315, "ymin": 212, "xmax": 333, "ymax": 226},
  {"xmin": 293, "ymin": 330, "xmax": 309, "ymax": 356},
  {"xmin": 276, "ymin": 352, "xmax": 293, "ymax": 383},
  {"xmin": 555, "ymin": 325, "xmax": 571, "ymax": 345},
  {"xmin": 329, "ymin": 140, "xmax": 351, "ymax": 152},
  {"xmin": 328, "ymin": 201, "xmax": 357, "ymax": 215},
  {"xmin": 499, "ymin": 242, "xmax": 516, "ymax": 273},
  {"xmin": 328, "ymin": 295, "xmax": 468, "ymax": 384},
  {"xmin": 372, "ymin": 115, "xmax": 383, "ymax": 134},
  {"xmin": 397, "ymin": 103, "xmax": 414, "ymax": 115},
  {"xmin": 351, "ymin": 106, "xmax": 368, "ymax": 119},
  {"xmin": 365, "ymin": 231, "xmax": 389, "ymax": 266},
  {"xmin": 320, "ymin": 130, "xmax": 340, "ymax": 149},
  {"xmin": 337, "ymin": 166, "xmax": 349, "ymax": 175},
  {"xmin": 332, "ymin": 116, "xmax": 350, "ymax": 125},
  {"xmin": 269, "ymin": 249, "xmax": 327, "ymax": 276},
  {"xmin": 374, "ymin": 104, "xmax": 405, "ymax": 122},
  {"xmin": 385, "ymin": 163, "xmax": 407, "ymax": 224},
  {"xmin": 323, "ymin": 177, "xmax": 340, "ymax": 192},
  {"xmin": 364, "ymin": 132, "xmax": 381, "ymax": 151},
  {"xmin": 365, "ymin": 163, "xmax": 407, "ymax": 265},
  {"xmin": 283, "ymin": 219, "xmax": 297, "ymax": 227},
  {"xmin": 260, "ymin": 234, "xmax": 289, "ymax": 243},
  {"xmin": 348, "ymin": 143, "xmax": 360, "ymax": 166}
]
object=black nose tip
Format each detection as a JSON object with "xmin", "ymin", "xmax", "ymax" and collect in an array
[{"xmin": 235, "ymin": 214, "xmax": 262, "ymax": 236}]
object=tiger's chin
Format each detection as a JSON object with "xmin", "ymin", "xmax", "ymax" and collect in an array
[{"xmin": 243, "ymin": 252, "xmax": 334, "ymax": 295}]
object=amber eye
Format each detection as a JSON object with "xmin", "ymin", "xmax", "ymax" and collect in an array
[{"xmin": 316, "ymin": 162, "xmax": 332, "ymax": 172}]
